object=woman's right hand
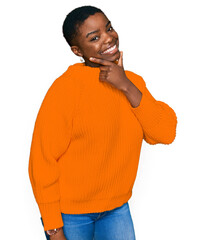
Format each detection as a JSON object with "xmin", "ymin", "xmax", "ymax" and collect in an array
[{"xmin": 49, "ymin": 228, "xmax": 67, "ymax": 240}]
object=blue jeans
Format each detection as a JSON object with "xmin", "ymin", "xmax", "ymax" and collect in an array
[{"xmin": 41, "ymin": 201, "xmax": 136, "ymax": 240}]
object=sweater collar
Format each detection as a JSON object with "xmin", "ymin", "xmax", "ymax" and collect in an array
[
  {"xmin": 66, "ymin": 63, "xmax": 100, "ymax": 80},
  {"xmin": 70, "ymin": 62, "xmax": 100, "ymax": 71}
]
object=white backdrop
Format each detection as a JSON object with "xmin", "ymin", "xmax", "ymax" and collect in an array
[{"xmin": 0, "ymin": 0, "xmax": 198, "ymax": 239}]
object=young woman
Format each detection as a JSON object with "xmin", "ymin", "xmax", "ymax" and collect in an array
[{"xmin": 28, "ymin": 5, "xmax": 177, "ymax": 240}]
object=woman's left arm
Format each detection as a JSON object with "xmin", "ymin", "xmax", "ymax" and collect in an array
[
  {"xmin": 89, "ymin": 53, "xmax": 177, "ymax": 145},
  {"xmin": 123, "ymin": 71, "xmax": 178, "ymax": 145}
]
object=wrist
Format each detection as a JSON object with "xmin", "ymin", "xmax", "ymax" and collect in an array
[
  {"xmin": 49, "ymin": 228, "xmax": 65, "ymax": 240},
  {"xmin": 120, "ymin": 77, "xmax": 132, "ymax": 92},
  {"xmin": 121, "ymin": 78, "xmax": 143, "ymax": 108},
  {"xmin": 46, "ymin": 227, "xmax": 63, "ymax": 236}
]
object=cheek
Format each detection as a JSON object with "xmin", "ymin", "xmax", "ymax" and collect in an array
[
  {"xmin": 80, "ymin": 47, "xmax": 99, "ymax": 60},
  {"xmin": 92, "ymin": 43, "xmax": 101, "ymax": 51},
  {"xmin": 87, "ymin": 43, "xmax": 102, "ymax": 56}
]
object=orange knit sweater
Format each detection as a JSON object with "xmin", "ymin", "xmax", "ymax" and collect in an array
[{"xmin": 28, "ymin": 62, "xmax": 177, "ymax": 231}]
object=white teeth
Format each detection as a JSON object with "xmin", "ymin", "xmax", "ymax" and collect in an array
[{"xmin": 102, "ymin": 44, "xmax": 116, "ymax": 54}]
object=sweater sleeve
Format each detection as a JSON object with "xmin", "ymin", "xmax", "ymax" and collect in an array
[
  {"xmin": 125, "ymin": 70, "xmax": 177, "ymax": 145},
  {"xmin": 28, "ymin": 71, "xmax": 76, "ymax": 231}
]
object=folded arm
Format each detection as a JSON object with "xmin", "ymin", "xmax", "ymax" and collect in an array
[{"xmin": 123, "ymin": 71, "xmax": 177, "ymax": 145}]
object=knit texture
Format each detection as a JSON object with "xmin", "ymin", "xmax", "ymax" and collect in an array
[{"xmin": 28, "ymin": 62, "xmax": 177, "ymax": 231}]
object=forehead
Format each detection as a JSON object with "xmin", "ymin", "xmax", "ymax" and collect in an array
[{"xmin": 78, "ymin": 12, "xmax": 109, "ymax": 37}]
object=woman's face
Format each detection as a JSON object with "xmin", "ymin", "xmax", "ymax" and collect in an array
[{"xmin": 71, "ymin": 12, "xmax": 120, "ymax": 67}]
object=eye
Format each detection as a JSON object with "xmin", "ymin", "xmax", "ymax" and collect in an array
[
  {"xmin": 90, "ymin": 36, "xmax": 99, "ymax": 42},
  {"xmin": 108, "ymin": 26, "xmax": 114, "ymax": 31}
]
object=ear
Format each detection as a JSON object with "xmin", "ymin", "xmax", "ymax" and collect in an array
[{"xmin": 70, "ymin": 46, "xmax": 83, "ymax": 57}]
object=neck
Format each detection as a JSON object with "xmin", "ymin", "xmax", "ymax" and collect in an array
[{"xmin": 84, "ymin": 59, "xmax": 100, "ymax": 68}]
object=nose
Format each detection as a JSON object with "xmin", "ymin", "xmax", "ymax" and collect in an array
[{"xmin": 103, "ymin": 32, "xmax": 113, "ymax": 44}]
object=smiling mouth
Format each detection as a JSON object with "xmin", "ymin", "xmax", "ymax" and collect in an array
[{"xmin": 101, "ymin": 44, "xmax": 119, "ymax": 55}]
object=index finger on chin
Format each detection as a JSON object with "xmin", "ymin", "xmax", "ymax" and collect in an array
[{"xmin": 89, "ymin": 57, "xmax": 112, "ymax": 66}]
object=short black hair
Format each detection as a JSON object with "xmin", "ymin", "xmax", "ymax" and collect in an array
[{"xmin": 62, "ymin": 5, "xmax": 104, "ymax": 46}]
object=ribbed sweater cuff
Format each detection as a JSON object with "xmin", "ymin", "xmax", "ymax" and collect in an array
[
  {"xmin": 38, "ymin": 201, "xmax": 63, "ymax": 231},
  {"xmin": 131, "ymin": 87, "xmax": 163, "ymax": 130}
]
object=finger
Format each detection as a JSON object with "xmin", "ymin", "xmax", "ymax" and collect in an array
[
  {"xmin": 100, "ymin": 70, "xmax": 108, "ymax": 75},
  {"xmin": 99, "ymin": 72, "xmax": 107, "ymax": 78},
  {"xmin": 118, "ymin": 51, "xmax": 123, "ymax": 67},
  {"xmin": 100, "ymin": 65, "xmax": 110, "ymax": 71},
  {"xmin": 99, "ymin": 75, "xmax": 107, "ymax": 81},
  {"xmin": 89, "ymin": 57, "xmax": 113, "ymax": 66},
  {"xmin": 99, "ymin": 71, "xmax": 107, "ymax": 78}
]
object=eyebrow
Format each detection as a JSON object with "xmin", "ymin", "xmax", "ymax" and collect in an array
[{"xmin": 86, "ymin": 20, "xmax": 111, "ymax": 38}]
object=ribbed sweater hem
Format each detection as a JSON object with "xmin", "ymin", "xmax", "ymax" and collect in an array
[{"xmin": 60, "ymin": 190, "xmax": 132, "ymax": 214}]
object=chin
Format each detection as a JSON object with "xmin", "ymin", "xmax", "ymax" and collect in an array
[{"xmin": 104, "ymin": 50, "xmax": 120, "ymax": 62}]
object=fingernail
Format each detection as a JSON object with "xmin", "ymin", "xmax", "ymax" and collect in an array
[{"xmin": 90, "ymin": 57, "xmax": 94, "ymax": 60}]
